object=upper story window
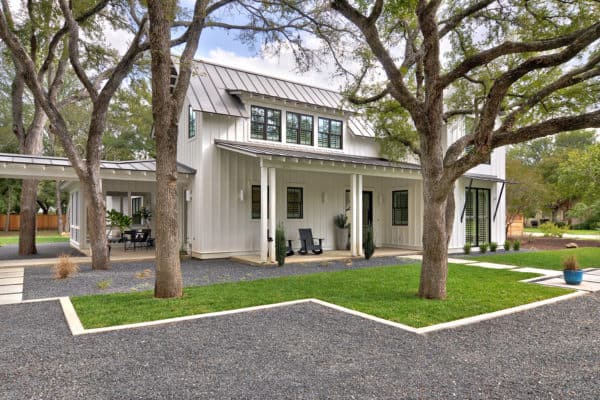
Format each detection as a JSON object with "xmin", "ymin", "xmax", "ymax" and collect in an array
[
  {"xmin": 318, "ymin": 117, "xmax": 342, "ymax": 149},
  {"xmin": 188, "ymin": 105, "xmax": 196, "ymax": 138},
  {"xmin": 251, "ymin": 106, "xmax": 281, "ymax": 142},
  {"xmin": 286, "ymin": 112, "xmax": 313, "ymax": 146}
]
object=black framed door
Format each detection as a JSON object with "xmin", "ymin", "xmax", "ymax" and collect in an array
[
  {"xmin": 362, "ymin": 191, "xmax": 373, "ymax": 227},
  {"xmin": 465, "ymin": 188, "xmax": 490, "ymax": 246}
]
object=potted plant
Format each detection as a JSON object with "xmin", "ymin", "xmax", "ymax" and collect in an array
[
  {"xmin": 106, "ymin": 209, "xmax": 132, "ymax": 241},
  {"xmin": 133, "ymin": 206, "xmax": 152, "ymax": 228},
  {"xmin": 563, "ymin": 255, "xmax": 583, "ymax": 285},
  {"xmin": 333, "ymin": 213, "xmax": 349, "ymax": 250}
]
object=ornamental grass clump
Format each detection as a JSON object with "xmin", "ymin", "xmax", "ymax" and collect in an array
[
  {"xmin": 364, "ymin": 225, "xmax": 375, "ymax": 260},
  {"xmin": 463, "ymin": 242, "xmax": 472, "ymax": 255},
  {"xmin": 275, "ymin": 224, "xmax": 286, "ymax": 267},
  {"xmin": 562, "ymin": 255, "xmax": 580, "ymax": 271},
  {"xmin": 53, "ymin": 254, "xmax": 79, "ymax": 279},
  {"xmin": 479, "ymin": 242, "xmax": 489, "ymax": 253},
  {"xmin": 489, "ymin": 242, "xmax": 498, "ymax": 252}
]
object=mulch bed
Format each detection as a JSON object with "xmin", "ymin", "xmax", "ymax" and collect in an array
[{"xmin": 514, "ymin": 236, "xmax": 600, "ymax": 251}]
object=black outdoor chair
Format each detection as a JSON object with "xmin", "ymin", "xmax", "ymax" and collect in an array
[
  {"xmin": 286, "ymin": 240, "xmax": 295, "ymax": 256},
  {"xmin": 124, "ymin": 229, "xmax": 153, "ymax": 251},
  {"xmin": 298, "ymin": 228, "xmax": 323, "ymax": 255}
]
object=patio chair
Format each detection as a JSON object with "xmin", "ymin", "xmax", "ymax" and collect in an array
[
  {"xmin": 298, "ymin": 228, "xmax": 323, "ymax": 255},
  {"xmin": 124, "ymin": 229, "xmax": 153, "ymax": 251}
]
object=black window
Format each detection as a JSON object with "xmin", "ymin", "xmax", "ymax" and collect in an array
[
  {"xmin": 287, "ymin": 187, "xmax": 303, "ymax": 219},
  {"xmin": 188, "ymin": 105, "xmax": 196, "ymax": 138},
  {"xmin": 318, "ymin": 117, "xmax": 342, "ymax": 149},
  {"xmin": 392, "ymin": 190, "xmax": 408, "ymax": 226},
  {"xmin": 251, "ymin": 106, "xmax": 281, "ymax": 142},
  {"xmin": 286, "ymin": 112, "xmax": 313, "ymax": 145},
  {"xmin": 251, "ymin": 185, "xmax": 270, "ymax": 219}
]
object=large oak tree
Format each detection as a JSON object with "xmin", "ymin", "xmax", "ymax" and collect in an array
[{"xmin": 318, "ymin": 0, "xmax": 600, "ymax": 298}]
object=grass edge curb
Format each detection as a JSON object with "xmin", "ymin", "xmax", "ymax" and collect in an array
[{"xmin": 61, "ymin": 291, "xmax": 588, "ymax": 337}]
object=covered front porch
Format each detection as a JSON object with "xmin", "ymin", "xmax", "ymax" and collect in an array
[
  {"xmin": 214, "ymin": 140, "xmax": 425, "ymax": 263},
  {"xmin": 233, "ymin": 247, "xmax": 420, "ymax": 266}
]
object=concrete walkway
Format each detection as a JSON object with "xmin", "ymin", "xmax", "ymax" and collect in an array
[
  {"xmin": 399, "ymin": 254, "xmax": 600, "ymax": 292},
  {"xmin": 528, "ymin": 231, "xmax": 600, "ymax": 240},
  {"xmin": 0, "ymin": 267, "xmax": 23, "ymax": 304}
]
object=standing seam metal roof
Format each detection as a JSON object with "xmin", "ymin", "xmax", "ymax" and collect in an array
[{"xmin": 182, "ymin": 59, "xmax": 376, "ymax": 137}]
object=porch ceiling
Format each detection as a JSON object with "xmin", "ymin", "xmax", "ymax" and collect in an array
[{"xmin": 0, "ymin": 153, "xmax": 196, "ymax": 182}]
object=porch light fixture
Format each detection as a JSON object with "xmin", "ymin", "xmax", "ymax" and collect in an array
[{"xmin": 239, "ymin": 189, "xmax": 244, "ymax": 202}]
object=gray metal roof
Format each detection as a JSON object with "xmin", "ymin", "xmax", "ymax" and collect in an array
[
  {"xmin": 180, "ymin": 58, "xmax": 376, "ymax": 138},
  {"xmin": 214, "ymin": 139, "xmax": 420, "ymax": 170},
  {"xmin": 0, "ymin": 153, "xmax": 196, "ymax": 174}
]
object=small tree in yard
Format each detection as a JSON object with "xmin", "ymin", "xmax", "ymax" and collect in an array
[{"xmin": 315, "ymin": 0, "xmax": 600, "ymax": 299}]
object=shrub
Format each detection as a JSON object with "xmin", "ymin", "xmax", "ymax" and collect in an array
[
  {"xmin": 463, "ymin": 242, "xmax": 472, "ymax": 255},
  {"xmin": 364, "ymin": 225, "xmax": 375, "ymax": 260},
  {"xmin": 489, "ymin": 242, "xmax": 498, "ymax": 252},
  {"xmin": 562, "ymin": 255, "xmax": 580, "ymax": 271},
  {"xmin": 512, "ymin": 239, "xmax": 521, "ymax": 251},
  {"xmin": 333, "ymin": 213, "xmax": 349, "ymax": 229},
  {"xmin": 503, "ymin": 241, "xmax": 511, "ymax": 251},
  {"xmin": 539, "ymin": 222, "xmax": 568, "ymax": 238},
  {"xmin": 53, "ymin": 255, "xmax": 79, "ymax": 279},
  {"xmin": 479, "ymin": 242, "xmax": 488, "ymax": 253},
  {"xmin": 275, "ymin": 224, "xmax": 286, "ymax": 267}
]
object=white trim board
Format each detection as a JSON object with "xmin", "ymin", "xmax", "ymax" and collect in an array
[{"xmin": 58, "ymin": 291, "xmax": 587, "ymax": 337}]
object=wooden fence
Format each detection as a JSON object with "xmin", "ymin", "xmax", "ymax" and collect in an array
[{"xmin": 0, "ymin": 214, "xmax": 67, "ymax": 231}]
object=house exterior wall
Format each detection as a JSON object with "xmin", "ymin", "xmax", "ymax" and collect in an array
[{"xmin": 178, "ymin": 85, "xmax": 506, "ymax": 258}]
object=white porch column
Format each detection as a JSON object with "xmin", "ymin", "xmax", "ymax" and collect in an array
[
  {"xmin": 260, "ymin": 165, "xmax": 268, "ymax": 262},
  {"xmin": 357, "ymin": 174, "xmax": 364, "ymax": 256},
  {"xmin": 268, "ymin": 167, "xmax": 276, "ymax": 262},
  {"xmin": 350, "ymin": 174, "xmax": 358, "ymax": 256}
]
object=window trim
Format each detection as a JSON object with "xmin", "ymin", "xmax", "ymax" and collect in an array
[
  {"xmin": 317, "ymin": 117, "xmax": 343, "ymax": 149},
  {"xmin": 286, "ymin": 187, "xmax": 304, "ymax": 219},
  {"xmin": 392, "ymin": 190, "xmax": 408, "ymax": 226},
  {"xmin": 286, "ymin": 112, "xmax": 314, "ymax": 146},
  {"xmin": 250, "ymin": 105, "xmax": 281, "ymax": 142},
  {"xmin": 188, "ymin": 105, "xmax": 196, "ymax": 139}
]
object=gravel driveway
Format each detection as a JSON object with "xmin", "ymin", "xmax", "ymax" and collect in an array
[{"xmin": 1, "ymin": 291, "xmax": 599, "ymax": 399}]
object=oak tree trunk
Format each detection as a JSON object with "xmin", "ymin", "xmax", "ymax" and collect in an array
[
  {"xmin": 149, "ymin": 0, "xmax": 183, "ymax": 298},
  {"xmin": 56, "ymin": 180, "xmax": 64, "ymax": 234},
  {"xmin": 82, "ymin": 171, "xmax": 110, "ymax": 270},
  {"xmin": 18, "ymin": 178, "xmax": 39, "ymax": 255}
]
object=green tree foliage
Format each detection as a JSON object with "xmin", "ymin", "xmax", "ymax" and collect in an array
[{"xmin": 557, "ymin": 144, "xmax": 600, "ymax": 204}]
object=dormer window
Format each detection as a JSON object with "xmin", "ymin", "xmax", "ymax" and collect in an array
[
  {"xmin": 286, "ymin": 112, "xmax": 313, "ymax": 146},
  {"xmin": 318, "ymin": 117, "xmax": 342, "ymax": 149},
  {"xmin": 251, "ymin": 106, "xmax": 281, "ymax": 142},
  {"xmin": 188, "ymin": 105, "xmax": 196, "ymax": 138}
]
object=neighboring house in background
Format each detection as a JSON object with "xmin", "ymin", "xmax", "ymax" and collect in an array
[
  {"xmin": 0, "ymin": 59, "xmax": 506, "ymax": 261},
  {"xmin": 175, "ymin": 59, "xmax": 506, "ymax": 262}
]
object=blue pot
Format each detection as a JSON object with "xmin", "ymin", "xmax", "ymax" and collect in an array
[{"xmin": 563, "ymin": 269, "xmax": 584, "ymax": 285}]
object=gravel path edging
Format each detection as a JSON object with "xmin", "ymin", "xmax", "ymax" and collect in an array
[{"xmin": 60, "ymin": 290, "xmax": 588, "ymax": 337}]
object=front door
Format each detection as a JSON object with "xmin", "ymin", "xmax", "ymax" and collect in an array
[
  {"xmin": 465, "ymin": 188, "xmax": 490, "ymax": 246},
  {"xmin": 362, "ymin": 191, "xmax": 373, "ymax": 227}
]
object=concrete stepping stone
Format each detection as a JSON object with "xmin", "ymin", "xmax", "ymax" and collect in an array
[
  {"xmin": 469, "ymin": 262, "xmax": 514, "ymax": 269},
  {"xmin": 447, "ymin": 258, "xmax": 478, "ymax": 264},
  {"xmin": 0, "ymin": 267, "xmax": 25, "ymax": 275},
  {"xmin": 0, "ymin": 293, "xmax": 22, "ymax": 304},
  {"xmin": 512, "ymin": 267, "xmax": 562, "ymax": 277},
  {"xmin": 399, "ymin": 255, "xmax": 422, "ymax": 260},
  {"xmin": 0, "ymin": 277, "xmax": 23, "ymax": 285},
  {"xmin": 584, "ymin": 268, "xmax": 600, "ymax": 276},
  {"xmin": 0, "ymin": 284, "xmax": 22, "ymax": 295},
  {"xmin": 533, "ymin": 277, "xmax": 600, "ymax": 292}
]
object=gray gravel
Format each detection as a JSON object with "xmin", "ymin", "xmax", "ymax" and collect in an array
[
  {"xmin": 23, "ymin": 256, "xmax": 415, "ymax": 299},
  {"xmin": 0, "ymin": 242, "xmax": 84, "ymax": 260},
  {"xmin": 1, "ymin": 291, "xmax": 599, "ymax": 399}
]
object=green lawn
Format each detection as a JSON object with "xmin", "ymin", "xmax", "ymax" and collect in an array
[
  {"xmin": 524, "ymin": 227, "xmax": 600, "ymax": 236},
  {"xmin": 72, "ymin": 263, "xmax": 570, "ymax": 329},
  {"xmin": 0, "ymin": 231, "xmax": 69, "ymax": 246},
  {"xmin": 472, "ymin": 247, "xmax": 600, "ymax": 270}
]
